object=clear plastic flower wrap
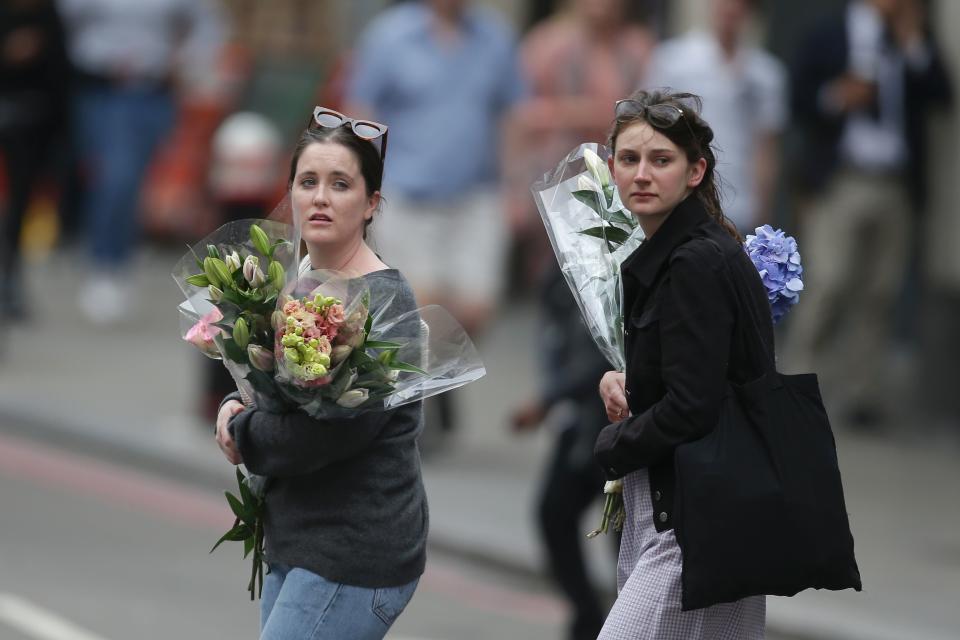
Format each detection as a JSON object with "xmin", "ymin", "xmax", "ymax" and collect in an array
[
  {"xmin": 172, "ymin": 218, "xmax": 299, "ymax": 407},
  {"xmin": 531, "ymin": 143, "xmax": 645, "ymax": 371}
]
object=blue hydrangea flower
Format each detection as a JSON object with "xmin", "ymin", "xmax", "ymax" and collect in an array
[{"xmin": 744, "ymin": 225, "xmax": 804, "ymax": 324}]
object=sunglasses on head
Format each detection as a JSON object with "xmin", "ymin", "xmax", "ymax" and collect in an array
[
  {"xmin": 614, "ymin": 99, "xmax": 693, "ymax": 129},
  {"xmin": 310, "ymin": 107, "xmax": 389, "ymax": 159}
]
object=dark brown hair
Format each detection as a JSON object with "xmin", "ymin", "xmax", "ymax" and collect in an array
[
  {"xmin": 287, "ymin": 125, "xmax": 384, "ymax": 238},
  {"xmin": 607, "ymin": 89, "xmax": 741, "ymax": 242}
]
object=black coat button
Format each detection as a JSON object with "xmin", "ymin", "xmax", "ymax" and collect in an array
[
  {"xmin": 654, "ymin": 491, "xmax": 662, "ymax": 501},
  {"xmin": 658, "ymin": 512, "xmax": 668, "ymax": 523}
]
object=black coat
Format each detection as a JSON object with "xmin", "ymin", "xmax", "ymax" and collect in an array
[{"xmin": 594, "ymin": 197, "xmax": 774, "ymax": 533}]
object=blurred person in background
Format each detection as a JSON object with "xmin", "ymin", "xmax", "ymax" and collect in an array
[
  {"xmin": 505, "ymin": 2, "xmax": 652, "ymax": 636},
  {"xmin": 343, "ymin": 0, "xmax": 525, "ymax": 437},
  {"xmin": 216, "ymin": 108, "xmax": 425, "ymax": 640},
  {"xmin": 58, "ymin": 0, "xmax": 225, "ymax": 324},
  {"xmin": 200, "ymin": 111, "xmax": 284, "ymax": 420},
  {"xmin": 511, "ymin": 264, "xmax": 615, "ymax": 640},
  {"xmin": 784, "ymin": 0, "xmax": 952, "ymax": 430},
  {"xmin": 504, "ymin": 0, "xmax": 655, "ymax": 283},
  {"xmin": 0, "ymin": 0, "xmax": 69, "ymax": 321},
  {"xmin": 644, "ymin": 0, "xmax": 788, "ymax": 234}
]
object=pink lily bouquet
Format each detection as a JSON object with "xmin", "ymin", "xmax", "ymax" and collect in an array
[{"xmin": 173, "ymin": 218, "xmax": 486, "ymax": 598}]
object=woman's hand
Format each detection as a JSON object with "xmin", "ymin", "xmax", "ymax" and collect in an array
[
  {"xmin": 215, "ymin": 399, "xmax": 245, "ymax": 465},
  {"xmin": 599, "ymin": 371, "xmax": 629, "ymax": 422}
]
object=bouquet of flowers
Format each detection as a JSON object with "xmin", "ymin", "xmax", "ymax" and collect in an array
[
  {"xmin": 173, "ymin": 218, "xmax": 485, "ymax": 598},
  {"xmin": 531, "ymin": 143, "xmax": 644, "ymax": 372},
  {"xmin": 533, "ymin": 145, "xmax": 805, "ymax": 538},
  {"xmin": 744, "ymin": 225, "xmax": 804, "ymax": 324}
]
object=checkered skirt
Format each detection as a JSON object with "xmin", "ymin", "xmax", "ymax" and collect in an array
[{"xmin": 598, "ymin": 469, "xmax": 765, "ymax": 639}]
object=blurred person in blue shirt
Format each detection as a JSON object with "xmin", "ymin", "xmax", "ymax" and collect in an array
[
  {"xmin": 344, "ymin": 0, "xmax": 525, "ymax": 435},
  {"xmin": 59, "ymin": 0, "xmax": 224, "ymax": 324},
  {"xmin": 344, "ymin": 0, "xmax": 524, "ymax": 333}
]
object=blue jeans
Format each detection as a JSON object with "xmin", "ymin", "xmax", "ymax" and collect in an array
[
  {"xmin": 260, "ymin": 564, "xmax": 419, "ymax": 640},
  {"xmin": 74, "ymin": 84, "xmax": 174, "ymax": 268}
]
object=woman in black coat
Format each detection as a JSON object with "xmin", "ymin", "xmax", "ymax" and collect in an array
[{"xmin": 594, "ymin": 89, "xmax": 773, "ymax": 638}]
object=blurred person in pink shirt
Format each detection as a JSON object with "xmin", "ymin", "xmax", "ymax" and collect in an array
[{"xmin": 505, "ymin": 0, "xmax": 655, "ymax": 280}]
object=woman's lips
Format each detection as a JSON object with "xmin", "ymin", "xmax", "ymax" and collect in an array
[
  {"xmin": 631, "ymin": 192, "xmax": 656, "ymax": 199},
  {"xmin": 307, "ymin": 213, "xmax": 332, "ymax": 224}
]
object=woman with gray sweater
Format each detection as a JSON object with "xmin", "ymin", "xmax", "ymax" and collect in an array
[{"xmin": 214, "ymin": 108, "xmax": 426, "ymax": 639}]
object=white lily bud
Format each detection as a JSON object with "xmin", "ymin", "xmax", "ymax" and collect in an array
[
  {"xmin": 242, "ymin": 255, "xmax": 259, "ymax": 284},
  {"xmin": 225, "ymin": 251, "xmax": 242, "ymax": 273},
  {"xmin": 336, "ymin": 388, "xmax": 370, "ymax": 408},
  {"xmin": 583, "ymin": 148, "xmax": 611, "ymax": 189}
]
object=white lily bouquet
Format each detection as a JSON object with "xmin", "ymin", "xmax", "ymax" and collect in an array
[
  {"xmin": 532, "ymin": 143, "xmax": 644, "ymax": 537},
  {"xmin": 173, "ymin": 218, "xmax": 487, "ymax": 598}
]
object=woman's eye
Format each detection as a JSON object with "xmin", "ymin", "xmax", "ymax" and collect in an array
[
  {"xmin": 654, "ymin": 157, "xmax": 669, "ymax": 166},
  {"xmin": 300, "ymin": 177, "xmax": 316, "ymax": 187},
  {"xmin": 333, "ymin": 180, "xmax": 349, "ymax": 190}
]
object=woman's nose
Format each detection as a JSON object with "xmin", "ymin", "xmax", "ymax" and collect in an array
[
  {"xmin": 634, "ymin": 162, "xmax": 651, "ymax": 182},
  {"xmin": 312, "ymin": 186, "xmax": 328, "ymax": 206}
]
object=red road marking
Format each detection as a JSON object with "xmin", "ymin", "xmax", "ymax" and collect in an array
[
  {"xmin": 0, "ymin": 431, "xmax": 568, "ymax": 626},
  {"xmin": 0, "ymin": 431, "xmax": 232, "ymax": 530}
]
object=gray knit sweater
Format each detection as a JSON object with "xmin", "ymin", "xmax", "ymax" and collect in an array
[{"xmin": 229, "ymin": 270, "xmax": 427, "ymax": 588}]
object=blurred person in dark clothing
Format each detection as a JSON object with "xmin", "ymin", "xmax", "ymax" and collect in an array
[
  {"xmin": 512, "ymin": 264, "xmax": 614, "ymax": 640},
  {"xmin": 784, "ymin": 0, "xmax": 952, "ymax": 429},
  {"xmin": 58, "ymin": 0, "xmax": 224, "ymax": 324},
  {"xmin": 344, "ymin": 0, "xmax": 525, "ymax": 437},
  {"xmin": 0, "ymin": 0, "xmax": 69, "ymax": 321}
]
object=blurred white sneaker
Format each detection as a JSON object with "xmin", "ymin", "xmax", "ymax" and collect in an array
[{"xmin": 78, "ymin": 273, "xmax": 133, "ymax": 325}]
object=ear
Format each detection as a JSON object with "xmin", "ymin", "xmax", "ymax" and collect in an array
[
  {"xmin": 607, "ymin": 155, "xmax": 615, "ymax": 173},
  {"xmin": 365, "ymin": 191, "xmax": 382, "ymax": 220},
  {"xmin": 687, "ymin": 157, "xmax": 707, "ymax": 189}
]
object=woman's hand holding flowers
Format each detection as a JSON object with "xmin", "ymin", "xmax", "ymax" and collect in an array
[
  {"xmin": 216, "ymin": 399, "xmax": 245, "ymax": 465},
  {"xmin": 599, "ymin": 371, "xmax": 629, "ymax": 422}
]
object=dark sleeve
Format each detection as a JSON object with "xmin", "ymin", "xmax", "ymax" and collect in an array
[
  {"xmin": 790, "ymin": 21, "xmax": 843, "ymax": 126},
  {"xmin": 230, "ymin": 407, "xmax": 393, "ymax": 477},
  {"xmin": 595, "ymin": 243, "xmax": 734, "ymax": 477},
  {"xmin": 906, "ymin": 38, "xmax": 953, "ymax": 107}
]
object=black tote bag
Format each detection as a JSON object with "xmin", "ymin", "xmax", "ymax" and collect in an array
[{"xmin": 672, "ymin": 250, "xmax": 862, "ymax": 611}]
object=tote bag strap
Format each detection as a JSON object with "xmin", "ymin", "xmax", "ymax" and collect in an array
[{"xmin": 704, "ymin": 238, "xmax": 777, "ymax": 380}]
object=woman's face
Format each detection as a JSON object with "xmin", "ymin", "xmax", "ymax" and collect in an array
[
  {"xmin": 291, "ymin": 142, "xmax": 380, "ymax": 251},
  {"xmin": 610, "ymin": 121, "xmax": 706, "ymax": 227}
]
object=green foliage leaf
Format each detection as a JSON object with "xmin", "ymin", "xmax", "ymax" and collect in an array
[
  {"xmin": 391, "ymin": 361, "xmax": 428, "ymax": 375},
  {"xmin": 222, "ymin": 337, "xmax": 248, "ymax": 363},
  {"xmin": 572, "ymin": 189, "xmax": 605, "ymax": 213},
  {"xmin": 185, "ymin": 273, "xmax": 210, "ymax": 287},
  {"xmin": 225, "ymin": 491, "xmax": 253, "ymax": 525},
  {"xmin": 363, "ymin": 340, "xmax": 401, "ymax": 350},
  {"xmin": 599, "ymin": 208, "xmax": 635, "ymax": 227},
  {"xmin": 579, "ymin": 226, "xmax": 630, "ymax": 245},
  {"xmin": 210, "ymin": 521, "xmax": 252, "ymax": 553},
  {"xmin": 206, "ymin": 244, "xmax": 221, "ymax": 259}
]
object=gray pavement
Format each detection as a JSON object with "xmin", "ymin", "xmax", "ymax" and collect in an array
[{"xmin": 1, "ymin": 246, "xmax": 959, "ymax": 640}]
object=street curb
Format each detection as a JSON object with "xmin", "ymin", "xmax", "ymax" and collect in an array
[{"xmin": 1, "ymin": 401, "xmax": 951, "ymax": 640}]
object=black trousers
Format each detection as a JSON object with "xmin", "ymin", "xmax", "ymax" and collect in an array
[{"xmin": 536, "ymin": 405, "xmax": 616, "ymax": 640}]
